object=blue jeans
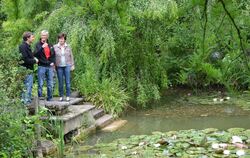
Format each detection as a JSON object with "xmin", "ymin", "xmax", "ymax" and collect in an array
[
  {"xmin": 57, "ymin": 66, "xmax": 71, "ymax": 97},
  {"xmin": 21, "ymin": 74, "xmax": 33, "ymax": 104},
  {"xmin": 38, "ymin": 66, "xmax": 54, "ymax": 101}
]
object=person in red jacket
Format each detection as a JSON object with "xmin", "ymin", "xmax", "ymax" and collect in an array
[{"xmin": 34, "ymin": 30, "xmax": 55, "ymax": 101}]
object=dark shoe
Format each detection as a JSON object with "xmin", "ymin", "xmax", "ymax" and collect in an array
[{"xmin": 47, "ymin": 98, "xmax": 53, "ymax": 101}]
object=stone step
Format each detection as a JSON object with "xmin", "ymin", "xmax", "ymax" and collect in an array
[
  {"xmin": 49, "ymin": 104, "xmax": 95, "ymax": 134},
  {"xmin": 83, "ymin": 102, "xmax": 94, "ymax": 105},
  {"xmin": 38, "ymin": 97, "xmax": 84, "ymax": 115},
  {"xmin": 95, "ymin": 114, "xmax": 113, "ymax": 129},
  {"xmin": 102, "ymin": 120, "xmax": 128, "ymax": 132},
  {"xmin": 40, "ymin": 140, "xmax": 56, "ymax": 156},
  {"xmin": 70, "ymin": 91, "xmax": 81, "ymax": 98},
  {"xmin": 39, "ymin": 97, "xmax": 84, "ymax": 107},
  {"xmin": 92, "ymin": 109, "xmax": 105, "ymax": 119}
]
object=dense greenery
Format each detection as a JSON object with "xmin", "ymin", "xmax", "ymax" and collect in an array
[
  {"xmin": 1, "ymin": 0, "xmax": 250, "ymax": 111},
  {"xmin": 1, "ymin": 0, "xmax": 250, "ymax": 156},
  {"xmin": 0, "ymin": 50, "xmax": 35, "ymax": 157}
]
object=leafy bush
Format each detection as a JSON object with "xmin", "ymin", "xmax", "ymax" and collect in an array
[
  {"xmin": 0, "ymin": 50, "xmax": 35, "ymax": 157},
  {"xmin": 73, "ymin": 53, "xmax": 129, "ymax": 117}
]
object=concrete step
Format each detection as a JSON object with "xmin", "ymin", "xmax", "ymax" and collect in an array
[
  {"xmin": 49, "ymin": 104, "xmax": 95, "ymax": 134},
  {"xmin": 73, "ymin": 104, "xmax": 95, "ymax": 112},
  {"xmin": 38, "ymin": 97, "xmax": 84, "ymax": 115},
  {"xmin": 92, "ymin": 109, "xmax": 105, "ymax": 119},
  {"xmin": 70, "ymin": 91, "xmax": 81, "ymax": 98},
  {"xmin": 39, "ymin": 97, "xmax": 84, "ymax": 107},
  {"xmin": 95, "ymin": 114, "xmax": 113, "ymax": 129},
  {"xmin": 102, "ymin": 120, "xmax": 127, "ymax": 132},
  {"xmin": 83, "ymin": 102, "xmax": 94, "ymax": 105}
]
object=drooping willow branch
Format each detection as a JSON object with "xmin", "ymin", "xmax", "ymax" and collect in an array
[
  {"xmin": 218, "ymin": 0, "xmax": 250, "ymax": 71},
  {"xmin": 215, "ymin": 13, "xmax": 226, "ymax": 35},
  {"xmin": 202, "ymin": 0, "xmax": 209, "ymax": 55}
]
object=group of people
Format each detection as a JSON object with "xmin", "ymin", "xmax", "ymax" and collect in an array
[{"xmin": 19, "ymin": 30, "xmax": 75, "ymax": 104}]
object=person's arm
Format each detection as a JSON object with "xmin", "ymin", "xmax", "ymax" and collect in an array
[
  {"xmin": 49, "ymin": 45, "xmax": 56, "ymax": 66},
  {"xmin": 19, "ymin": 45, "xmax": 36, "ymax": 64},
  {"xmin": 69, "ymin": 47, "xmax": 75, "ymax": 71},
  {"xmin": 34, "ymin": 43, "xmax": 43, "ymax": 58}
]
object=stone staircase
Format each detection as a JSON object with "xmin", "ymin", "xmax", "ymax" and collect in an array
[
  {"xmin": 31, "ymin": 93, "xmax": 127, "ymax": 156},
  {"xmin": 38, "ymin": 96, "xmax": 114, "ymax": 135}
]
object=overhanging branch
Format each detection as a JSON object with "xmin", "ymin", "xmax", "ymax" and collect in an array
[{"xmin": 218, "ymin": 0, "xmax": 250, "ymax": 71}]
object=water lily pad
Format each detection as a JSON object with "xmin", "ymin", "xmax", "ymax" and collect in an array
[
  {"xmin": 65, "ymin": 129, "xmax": 250, "ymax": 158},
  {"xmin": 210, "ymin": 132, "xmax": 231, "ymax": 143},
  {"xmin": 243, "ymin": 130, "xmax": 250, "ymax": 138},
  {"xmin": 202, "ymin": 128, "xmax": 219, "ymax": 134},
  {"xmin": 228, "ymin": 128, "xmax": 245, "ymax": 135}
]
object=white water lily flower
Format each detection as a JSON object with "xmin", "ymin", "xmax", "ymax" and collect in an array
[
  {"xmin": 154, "ymin": 143, "xmax": 161, "ymax": 148},
  {"xmin": 121, "ymin": 146, "xmax": 127, "ymax": 150},
  {"xmin": 223, "ymin": 150, "xmax": 230, "ymax": 155},
  {"xmin": 171, "ymin": 135, "xmax": 177, "ymax": 139},
  {"xmin": 219, "ymin": 98, "xmax": 224, "ymax": 102},
  {"xmin": 213, "ymin": 98, "xmax": 218, "ymax": 102},
  {"xmin": 162, "ymin": 150, "xmax": 169, "ymax": 156},
  {"xmin": 219, "ymin": 143, "xmax": 228, "ymax": 148},
  {"xmin": 232, "ymin": 136, "xmax": 243, "ymax": 144},
  {"xmin": 131, "ymin": 151, "xmax": 137, "ymax": 155},
  {"xmin": 139, "ymin": 142, "xmax": 145, "ymax": 146},
  {"xmin": 236, "ymin": 150, "xmax": 245, "ymax": 156},
  {"xmin": 212, "ymin": 143, "xmax": 219, "ymax": 149},
  {"xmin": 225, "ymin": 96, "xmax": 230, "ymax": 100}
]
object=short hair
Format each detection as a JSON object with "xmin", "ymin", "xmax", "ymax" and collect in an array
[
  {"xmin": 58, "ymin": 33, "xmax": 67, "ymax": 40},
  {"xmin": 22, "ymin": 32, "xmax": 33, "ymax": 41},
  {"xmin": 40, "ymin": 30, "xmax": 49, "ymax": 36}
]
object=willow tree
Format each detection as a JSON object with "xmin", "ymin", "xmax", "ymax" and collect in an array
[
  {"xmin": 29, "ymin": 0, "xmax": 178, "ymax": 115},
  {"xmin": 1, "ymin": 0, "xmax": 250, "ymax": 115}
]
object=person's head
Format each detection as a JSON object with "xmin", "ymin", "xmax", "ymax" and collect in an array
[
  {"xmin": 23, "ymin": 32, "xmax": 35, "ymax": 44},
  {"xmin": 58, "ymin": 33, "xmax": 67, "ymax": 46},
  {"xmin": 40, "ymin": 30, "xmax": 49, "ymax": 43}
]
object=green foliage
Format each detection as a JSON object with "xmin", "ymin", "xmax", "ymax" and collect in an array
[
  {"xmin": 74, "ymin": 53, "xmax": 129, "ymax": 117},
  {"xmin": 0, "ymin": 0, "xmax": 6, "ymax": 27},
  {"xmin": 0, "ymin": 101, "xmax": 33, "ymax": 157},
  {"xmin": 0, "ymin": 0, "xmax": 57, "ymax": 50},
  {"xmin": 89, "ymin": 79, "xmax": 129, "ymax": 117},
  {"xmin": 1, "ymin": 0, "xmax": 56, "ymax": 20},
  {"xmin": 1, "ymin": 0, "xmax": 250, "ymax": 113},
  {"xmin": 1, "ymin": 0, "xmax": 250, "ymax": 155},
  {"xmin": 0, "ymin": 50, "xmax": 35, "ymax": 157},
  {"xmin": 2, "ymin": 19, "xmax": 32, "ymax": 48}
]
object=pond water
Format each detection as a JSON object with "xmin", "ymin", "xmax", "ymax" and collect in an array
[
  {"xmin": 85, "ymin": 89, "xmax": 250, "ymax": 145},
  {"xmin": 66, "ymin": 89, "xmax": 250, "ymax": 156}
]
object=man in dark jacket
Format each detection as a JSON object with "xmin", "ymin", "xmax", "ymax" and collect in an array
[
  {"xmin": 19, "ymin": 31, "xmax": 38, "ymax": 104},
  {"xmin": 34, "ymin": 30, "xmax": 55, "ymax": 101}
]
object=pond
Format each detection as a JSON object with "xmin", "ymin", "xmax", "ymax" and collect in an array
[
  {"xmin": 86, "ymin": 89, "xmax": 250, "ymax": 144},
  {"xmin": 66, "ymin": 89, "xmax": 250, "ymax": 157}
]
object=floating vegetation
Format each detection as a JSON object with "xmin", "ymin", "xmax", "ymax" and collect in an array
[
  {"xmin": 174, "ymin": 90, "xmax": 250, "ymax": 112},
  {"xmin": 66, "ymin": 128, "xmax": 250, "ymax": 157}
]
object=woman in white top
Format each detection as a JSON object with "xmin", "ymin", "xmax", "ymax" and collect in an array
[{"xmin": 53, "ymin": 33, "xmax": 74, "ymax": 101}]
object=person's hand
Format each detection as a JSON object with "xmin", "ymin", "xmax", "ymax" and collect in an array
[
  {"xmin": 50, "ymin": 63, "xmax": 54, "ymax": 66},
  {"xmin": 70, "ymin": 65, "xmax": 75, "ymax": 71},
  {"xmin": 42, "ymin": 43, "xmax": 48, "ymax": 48},
  {"xmin": 34, "ymin": 57, "xmax": 39, "ymax": 64}
]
